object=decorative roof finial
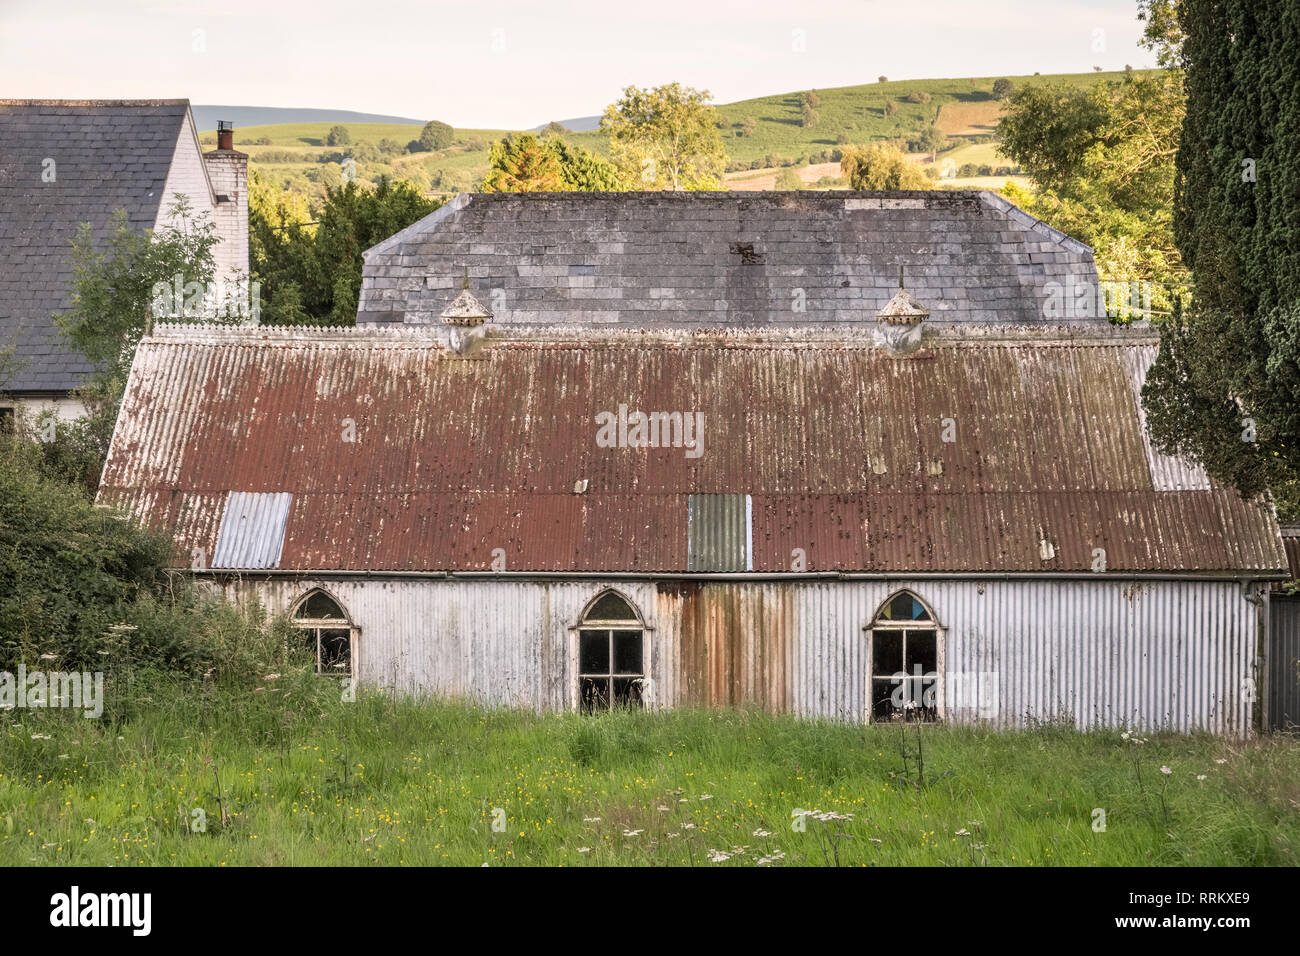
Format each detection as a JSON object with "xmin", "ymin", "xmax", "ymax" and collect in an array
[{"xmin": 441, "ymin": 268, "xmax": 492, "ymax": 328}]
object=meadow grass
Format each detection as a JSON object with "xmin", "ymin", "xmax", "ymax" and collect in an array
[{"xmin": 1, "ymin": 674, "xmax": 1294, "ymax": 867}]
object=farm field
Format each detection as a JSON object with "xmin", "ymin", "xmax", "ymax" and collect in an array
[{"xmin": 1, "ymin": 679, "xmax": 1295, "ymax": 867}]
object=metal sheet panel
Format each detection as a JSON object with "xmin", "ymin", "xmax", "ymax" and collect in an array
[
  {"xmin": 1269, "ymin": 595, "xmax": 1300, "ymax": 731},
  {"xmin": 99, "ymin": 326, "xmax": 1287, "ymax": 573},
  {"xmin": 221, "ymin": 576, "xmax": 1260, "ymax": 737},
  {"xmin": 687, "ymin": 493, "xmax": 751, "ymax": 572},
  {"xmin": 211, "ymin": 491, "xmax": 292, "ymax": 569}
]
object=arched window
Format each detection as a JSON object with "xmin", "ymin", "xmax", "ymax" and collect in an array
[
  {"xmin": 868, "ymin": 590, "xmax": 939, "ymax": 722},
  {"xmin": 577, "ymin": 590, "xmax": 645, "ymax": 712},
  {"xmin": 292, "ymin": 589, "xmax": 354, "ymax": 677}
]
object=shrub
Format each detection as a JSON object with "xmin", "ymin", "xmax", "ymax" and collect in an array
[
  {"xmin": 326, "ymin": 125, "xmax": 350, "ymax": 146},
  {"xmin": 905, "ymin": 90, "xmax": 931, "ymax": 104}
]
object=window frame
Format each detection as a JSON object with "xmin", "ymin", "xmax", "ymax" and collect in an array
[
  {"xmin": 863, "ymin": 590, "xmax": 945, "ymax": 724},
  {"xmin": 569, "ymin": 589, "xmax": 653, "ymax": 712},
  {"xmin": 290, "ymin": 588, "xmax": 358, "ymax": 678}
]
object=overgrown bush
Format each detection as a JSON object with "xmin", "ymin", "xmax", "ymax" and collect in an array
[{"xmin": 0, "ymin": 436, "xmax": 301, "ymax": 679}]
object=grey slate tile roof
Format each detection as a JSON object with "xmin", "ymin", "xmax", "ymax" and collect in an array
[
  {"xmin": 0, "ymin": 100, "xmax": 188, "ymax": 392},
  {"xmin": 358, "ymin": 191, "xmax": 1101, "ymax": 329}
]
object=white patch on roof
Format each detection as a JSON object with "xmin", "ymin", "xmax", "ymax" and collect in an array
[{"xmin": 212, "ymin": 491, "xmax": 292, "ymax": 569}]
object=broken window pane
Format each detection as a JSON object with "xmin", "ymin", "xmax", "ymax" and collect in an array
[
  {"xmin": 612, "ymin": 630, "xmax": 642, "ymax": 674},
  {"xmin": 613, "ymin": 678, "xmax": 643, "ymax": 708},
  {"xmin": 907, "ymin": 630, "xmax": 937, "ymax": 672},
  {"xmin": 580, "ymin": 677, "xmax": 610, "ymax": 713},
  {"xmin": 320, "ymin": 629, "xmax": 352, "ymax": 675},
  {"xmin": 873, "ymin": 630, "xmax": 904, "ymax": 675},
  {"xmin": 579, "ymin": 630, "xmax": 610, "ymax": 674}
]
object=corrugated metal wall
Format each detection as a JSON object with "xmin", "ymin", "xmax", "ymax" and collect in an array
[
  {"xmin": 222, "ymin": 577, "xmax": 1261, "ymax": 737},
  {"xmin": 1269, "ymin": 594, "xmax": 1300, "ymax": 731}
]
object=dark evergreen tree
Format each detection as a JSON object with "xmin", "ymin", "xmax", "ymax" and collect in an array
[{"xmin": 1143, "ymin": 0, "xmax": 1300, "ymax": 516}]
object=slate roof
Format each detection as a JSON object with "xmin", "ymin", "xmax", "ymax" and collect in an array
[
  {"xmin": 359, "ymin": 191, "xmax": 1100, "ymax": 329},
  {"xmin": 0, "ymin": 100, "xmax": 190, "ymax": 392},
  {"xmin": 97, "ymin": 323, "xmax": 1287, "ymax": 575}
]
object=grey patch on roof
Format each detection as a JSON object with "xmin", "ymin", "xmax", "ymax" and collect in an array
[
  {"xmin": 357, "ymin": 191, "xmax": 1101, "ymax": 331},
  {"xmin": 0, "ymin": 100, "xmax": 188, "ymax": 391},
  {"xmin": 212, "ymin": 491, "xmax": 292, "ymax": 569},
  {"xmin": 687, "ymin": 493, "xmax": 752, "ymax": 572}
]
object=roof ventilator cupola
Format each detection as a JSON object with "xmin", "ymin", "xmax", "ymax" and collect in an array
[
  {"xmin": 877, "ymin": 266, "xmax": 928, "ymax": 355},
  {"xmin": 441, "ymin": 268, "xmax": 492, "ymax": 355}
]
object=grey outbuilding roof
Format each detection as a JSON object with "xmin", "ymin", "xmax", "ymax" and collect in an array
[
  {"xmin": 0, "ymin": 100, "xmax": 190, "ymax": 392},
  {"xmin": 359, "ymin": 190, "xmax": 1100, "ymax": 329}
]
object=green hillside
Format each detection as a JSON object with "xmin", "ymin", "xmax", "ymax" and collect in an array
[{"xmin": 215, "ymin": 70, "xmax": 1151, "ymax": 203}]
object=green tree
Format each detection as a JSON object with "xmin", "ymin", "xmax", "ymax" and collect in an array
[
  {"xmin": 550, "ymin": 140, "xmax": 626, "ymax": 191},
  {"xmin": 542, "ymin": 121, "xmax": 568, "ymax": 138},
  {"xmin": 800, "ymin": 103, "xmax": 819, "ymax": 128},
  {"xmin": 55, "ymin": 197, "xmax": 220, "ymax": 467},
  {"xmin": 992, "ymin": 78, "xmax": 1015, "ymax": 100},
  {"xmin": 480, "ymin": 135, "xmax": 626, "ymax": 192},
  {"xmin": 997, "ymin": 72, "xmax": 1188, "ymax": 307},
  {"xmin": 1137, "ymin": 0, "xmax": 1185, "ymax": 68},
  {"xmin": 1143, "ymin": 0, "xmax": 1300, "ymax": 516},
  {"xmin": 419, "ymin": 120, "xmax": 454, "ymax": 151},
  {"xmin": 251, "ymin": 178, "xmax": 439, "ymax": 326},
  {"xmin": 840, "ymin": 143, "xmax": 932, "ymax": 190},
  {"xmin": 326, "ymin": 124, "xmax": 350, "ymax": 146},
  {"xmin": 740, "ymin": 116, "xmax": 758, "ymax": 138},
  {"xmin": 480, "ymin": 134, "xmax": 567, "ymax": 192},
  {"xmin": 601, "ymin": 82, "xmax": 726, "ymax": 190}
]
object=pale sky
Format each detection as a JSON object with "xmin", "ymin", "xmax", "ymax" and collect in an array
[{"xmin": 0, "ymin": 0, "xmax": 1155, "ymax": 129}]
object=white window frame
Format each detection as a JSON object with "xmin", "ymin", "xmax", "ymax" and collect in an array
[
  {"xmin": 863, "ymin": 590, "xmax": 946, "ymax": 723},
  {"xmin": 568, "ymin": 589, "xmax": 654, "ymax": 712},
  {"xmin": 291, "ymin": 588, "xmax": 359, "ymax": 678}
]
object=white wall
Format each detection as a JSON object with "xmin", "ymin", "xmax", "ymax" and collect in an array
[
  {"xmin": 219, "ymin": 576, "xmax": 1263, "ymax": 737},
  {"xmin": 1, "ymin": 395, "xmax": 90, "ymax": 424}
]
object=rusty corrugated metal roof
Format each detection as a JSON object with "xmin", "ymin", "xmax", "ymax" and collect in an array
[{"xmin": 97, "ymin": 325, "xmax": 1288, "ymax": 574}]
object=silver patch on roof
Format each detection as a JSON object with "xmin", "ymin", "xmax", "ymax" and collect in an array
[
  {"xmin": 212, "ymin": 491, "xmax": 292, "ymax": 569},
  {"xmin": 687, "ymin": 493, "xmax": 753, "ymax": 572}
]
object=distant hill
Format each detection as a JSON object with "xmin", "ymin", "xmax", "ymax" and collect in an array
[
  {"xmin": 531, "ymin": 115, "xmax": 601, "ymax": 133},
  {"xmin": 193, "ymin": 105, "xmax": 426, "ymax": 132}
]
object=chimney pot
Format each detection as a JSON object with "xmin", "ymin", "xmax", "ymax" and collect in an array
[{"xmin": 217, "ymin": 120, "xmax": 233, "ymax": 151}]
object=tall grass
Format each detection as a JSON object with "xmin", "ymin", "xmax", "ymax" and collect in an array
[{"xmin": 1, "ymin": 675, "xmax": 1295, "ymax": 866}]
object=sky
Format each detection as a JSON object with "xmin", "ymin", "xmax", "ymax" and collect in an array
[{"xmin": 0, "ymin": 0, "xmax": 1155, "ymax": 129}]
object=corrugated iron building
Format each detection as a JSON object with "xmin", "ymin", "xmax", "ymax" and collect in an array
[{"xmin": 98, "ymin": 192, "xmax": 1293, "ymax": 735}]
